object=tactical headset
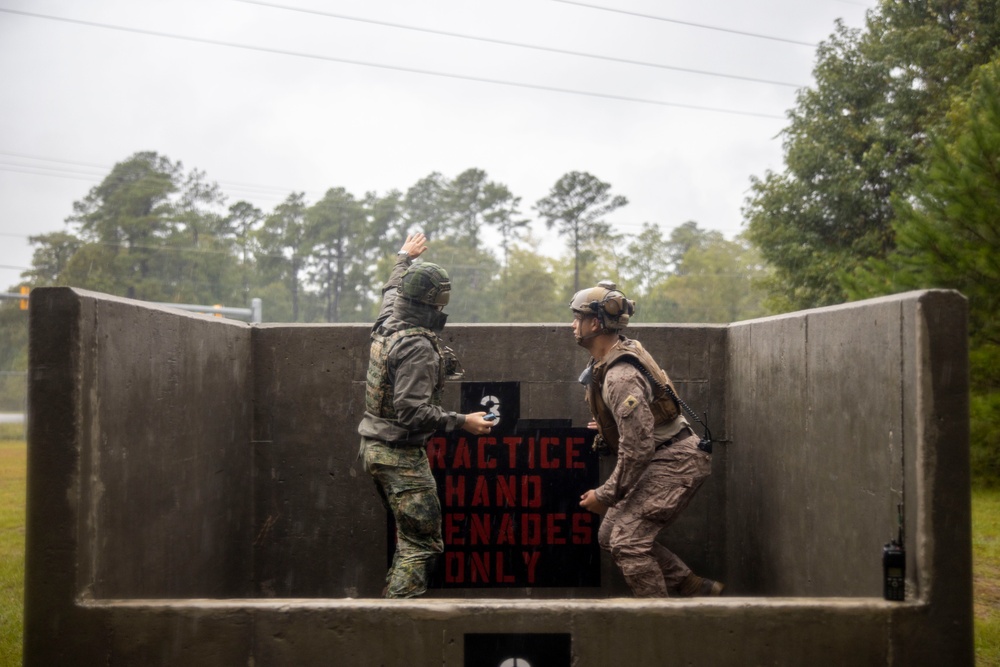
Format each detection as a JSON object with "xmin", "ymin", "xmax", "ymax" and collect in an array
[{"xmin": 570, "ymin": 280, "xmax": 636, "ymax": 333}]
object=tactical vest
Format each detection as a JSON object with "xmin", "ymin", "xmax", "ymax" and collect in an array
[
  {"xmin": 365, "ymin": 326, "xmax": 445, "ymax": 419},
  {"xmin": 586, "ymin": 337, "xmax": 680, "ymax": 453}
]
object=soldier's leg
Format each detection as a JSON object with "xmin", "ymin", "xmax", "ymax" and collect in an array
[
  {"xmin": 641, "ymin": 437, "xmax": 713, "ymax": 589},
  {"xmin": 384, "ymin": 485, "xmax": 443, "ymax": 597},
  {"xmin": 606, "ymin": 509, "xmax": 669, "ymax": 597},
  {"xmin": 597, "ymin": 505, "xmax": 619, "ymax": 552},
  {"xmin": 363, "ymin": 442, "xmax": 443, "ymax": 598}
]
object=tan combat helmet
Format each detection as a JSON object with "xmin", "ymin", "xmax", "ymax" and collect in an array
[{"xmin": 569, "ymin": 280, "xmax": 635, "ymax": 333}]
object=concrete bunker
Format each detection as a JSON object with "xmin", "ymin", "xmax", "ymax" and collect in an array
[{"xmin": 24, "ymin": 287, "xmax": 972, "ymax": 665}]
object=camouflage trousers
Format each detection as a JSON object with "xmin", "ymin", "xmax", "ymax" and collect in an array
[
  {"xmin": 598, "ymin": 433, "xmax": 712, "ymax": 597},
  {"xmin": 360, "ymin": 437, "xmax": 444, "ymax": 598}
]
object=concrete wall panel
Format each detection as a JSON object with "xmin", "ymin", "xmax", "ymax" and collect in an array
[
  {"xmin": 725, "ymin": 314, "xmax": 808, "ymax": 594},
  {"xmin": 83, "ymin": 298, "xmax": 254, "ymax": 598},
  {"xmin": 23, "ymin": 287, "xmax": 972, "ymax": 666},
  {"xmin": 251, "ymin": 324, "xmax": 378, "ymax": 598}
]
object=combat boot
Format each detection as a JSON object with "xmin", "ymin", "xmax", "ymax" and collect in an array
[{"xmin": 677, "ymin": 572, "xmax": 724, "ymax": 597}]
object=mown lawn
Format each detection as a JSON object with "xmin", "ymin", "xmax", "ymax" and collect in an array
[
  {"xmin": 974, "ymin": 487, "xmax": 1000, "ymax": 666},
  {"xmin": 0, "ymin": 438, "xmax": 998, "ymax": 665},
  {"xmin": 0, "ymin": 439, "xmax": 25, "ymax": 667}
]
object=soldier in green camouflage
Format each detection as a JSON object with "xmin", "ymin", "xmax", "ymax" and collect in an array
[{"xmin": 358, "ymin": 232, "xmax": 494, "ymax": 598}]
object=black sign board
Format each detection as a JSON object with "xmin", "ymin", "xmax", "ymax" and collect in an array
[
  {"xmin": 428, "ymin": 382, "xmax": 600, "ymax": 588},
  {"xmin": 464, "ymin": 633, "xmax": 572, "ymax": 667}
]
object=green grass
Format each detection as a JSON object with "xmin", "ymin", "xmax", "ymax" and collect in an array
[
  {"xmin": 975, "ymin": 487, "xmax": 1000, "ymax": 666},
  {"xmin": 0, "ymin": 441, "xmax": 25, "ymax": 667},
  {"xmin": 0, "ymin": 423, "xmax": 25, "ymax": 442},
  {"xmin": 0, "ymin": 441, "xmax": 998, "ymax": 665}
]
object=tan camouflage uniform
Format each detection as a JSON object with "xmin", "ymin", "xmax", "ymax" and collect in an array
[
  {"xmin": 592, "ymin": 356, "xmax": 713, "ymax": 597},
  {"xmin": 357, "ymin": 255, "xmax": 465, "ymax": 598}
]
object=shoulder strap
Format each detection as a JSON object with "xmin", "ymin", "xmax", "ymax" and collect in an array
[{"xmin": 618, "ymin": 356, "xmax": 714, "ymax": 453}]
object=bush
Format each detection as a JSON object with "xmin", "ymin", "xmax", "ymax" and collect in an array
[
  {"xmin": 972, "ymin": 390, "xmax": 1000, "ymax": 488},
  {"xmin": 0, "ymin": 424, "xmax": 24, "ymax": 442}
]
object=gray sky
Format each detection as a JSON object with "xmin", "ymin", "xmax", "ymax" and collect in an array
[{"xmin": 0, "ymin": 0, "xmax": 872, "ymax": 291}]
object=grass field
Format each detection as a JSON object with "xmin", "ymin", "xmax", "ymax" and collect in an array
[
  {"xmin": 0, "ymin": 439, "xmax": 25, "ymax": 666},
  {"xmin": 975, "ymin": 487, "xmax": 1000, "ymax": 665},
  {"xmin": 0, "ymin": 438, "xmax": 998, "ymax": 665}
]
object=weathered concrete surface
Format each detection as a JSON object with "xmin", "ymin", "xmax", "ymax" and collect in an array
[
  {"xmin": 25, "ymin": 288, "xmax": 256, "ymax": 662},
  {"xmin": 50, "ymin": 598, "xmax": 952, "ymax": 666},
  {"xmin": 23, "ymin": 287, "xmax": 971, "ymax": 666},
  {"xmin": 250, "ymin": 321, "xmax": 728, "ymax": 598}
]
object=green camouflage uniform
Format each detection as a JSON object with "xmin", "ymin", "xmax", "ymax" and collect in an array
[{"xmin": 357, "ymin": 255, "xmax": 465, "ymax": 598}]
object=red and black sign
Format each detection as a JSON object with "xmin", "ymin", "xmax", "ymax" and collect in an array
[{"xmin": 427, "ymin": 382, "xmax": 601, "ymax": 589}]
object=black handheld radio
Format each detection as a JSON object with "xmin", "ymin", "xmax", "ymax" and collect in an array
[{"xmin": 882, "ymin": 504, "xmax": 905, "ymax": 601}]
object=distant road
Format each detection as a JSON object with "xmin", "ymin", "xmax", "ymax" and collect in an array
[{"xmin": 0, "ymin": 413, "xmax": 24, "ymax": 424}]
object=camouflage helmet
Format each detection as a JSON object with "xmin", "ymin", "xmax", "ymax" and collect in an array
[
  {"xmin": 570, "ymin": 280, "xmax": 635, "ymax": 331},
  {"xmin": 399, "ymin": 262, "xmax": 451, "ymax": 308}
]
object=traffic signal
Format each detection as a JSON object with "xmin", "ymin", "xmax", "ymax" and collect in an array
[{"xmin": 19, "ymin": 285, "xmax": 29, "ymax": 310}]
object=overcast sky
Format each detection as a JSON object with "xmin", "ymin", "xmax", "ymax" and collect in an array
[{"xmin": 0, "ymin": 0, "xmax": 873, "ymax": 291}]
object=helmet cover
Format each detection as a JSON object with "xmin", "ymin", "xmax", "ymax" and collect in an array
[
  {"xmin": 570, "ymin": 280, "xmax": 635, "ymax": 330},
  {"xmin": 399, "ymin": 262, "xmax": 451, "ymax": 307}
]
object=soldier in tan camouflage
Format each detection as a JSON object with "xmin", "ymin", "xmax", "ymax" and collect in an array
[
  {"xmin": 573, "ymin": 281, "xmax": 724, "ymax": 598},
  {"xmin": 357, "ymin": 233, "xmax": 494, "ymax": 598}
]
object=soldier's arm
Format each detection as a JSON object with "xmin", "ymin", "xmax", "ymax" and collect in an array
[
  {"xmin": 390, "ymin": 336, "xmax": 466, "ymax": 433},
  {"xmin": 594, "ymin": 363, "xmax": 655, "ymax": 506},
  {"xmin": 374, "ymin": 233, "xmax": 428, "ymax": 327}
]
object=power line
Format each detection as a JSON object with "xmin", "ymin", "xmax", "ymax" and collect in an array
[
  {"xmin": 0, "ymin": 151, "xmax": 108, "ymax": 171},
  {"xmin": 235, "ymin": 0, "xmax": 807, "ymax": 89},
  {"xmin": 0, "ymin": 163, "xmax": 103, "ymax": 183},
  {"xmin": 550, "ymin": 0, "xmax": 819, "ymax": 47},
  {"xmin": 0, "ymin": 153, "xmax": 321, "ymax": 201},
  {"xmin": 0, "ymin": 7, "xmax": 787, "ymax": 120}
]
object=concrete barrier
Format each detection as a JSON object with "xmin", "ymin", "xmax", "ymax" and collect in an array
[{"xmin": 24, "ymin": 287, "xmax": 971, "ymax": 665}]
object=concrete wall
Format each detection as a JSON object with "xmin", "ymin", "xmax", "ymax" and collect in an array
[
  {"xmin": 251, "ymin": 320, "xmax": 727, "ymax": 598},
  {"xmin": 23, "ymin": 287, "xmax": 972, "ymax": 666}
]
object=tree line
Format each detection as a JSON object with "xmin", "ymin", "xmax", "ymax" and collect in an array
[
  {"xmin": 12, "ymin": 155, "xmax": 766, "ymax": 325},
  {"xmin": 744, "ymin": 0, "xmax": 1000, "ymax": 484},
  {"xmin": 3, "ymin": 0, "xmax": 998, "ymax": 484},
  {"xmin": 0, "ymin": 156, "xmax": 766, "ymax": 412}
]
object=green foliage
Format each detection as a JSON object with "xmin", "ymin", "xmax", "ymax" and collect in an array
[
  {"xmin": 425, "ymin": 243, "xmax": 501, "ymax": 324},
  {"xmin": 25, "ymin": 152, "xmax": 243, "ymax": 306},
  {"xmin": 485, "ymin": 246, "xmax": 565, "ymax": 322},
  {"xmin": 305, "ymin": 188, "xmax": 372, "ymax": 323},
  {"xmin": 534, "ymin": 171, "xmax": 628, "ymax": 292},
  {"xmin": 972, "ymin": 346, "xmax": 1000, "ymax": 488},
  {"xmin": 745, "ymin": 0, "xmax": 1000, "ymax": 310},
  {"xmin": 0, "ymin": 303, "xmax": 28, "ymax": 414},
  {"xmin": 612, "ymin": 223, "xmax": 770, "ymax": 324},
  {"xmin": 849, "ymin": 58, "xmax": 1000, "ymax": 340},
  {"xmin": 0, "ymin": 424, "xmax": 24, "ymax": 442},
  {"xmin": 660, "ymin": 234, "xmax": 769, "ymax": 324},
  {"xmin": 8, "ymin": 153, "xmax": 770, "ymax": 334},
  {"xmin": 224, "ymin": 200, "xmax": 265, "ymax": 305},
  {"xmin": 256, "ymin": 192, "xmax": 309, "ymax": 321},
  {"xmin": 617, "ymin": 222, "xmax": 673, "ymax": 298},
  {"xmin": 844, "ymin": 58, "xmax": 1000, "ymax": 485},
  {"xmin": 972, "ymin": 390, "xmax": 1000, "ymax": 488}
]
